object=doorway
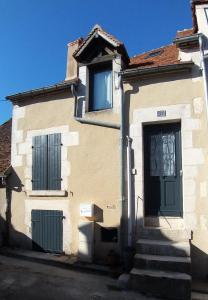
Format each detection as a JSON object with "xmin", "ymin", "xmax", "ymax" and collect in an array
[{"xmin": 143, "ymin": 123, "xmax": 182, "ymax": 217}]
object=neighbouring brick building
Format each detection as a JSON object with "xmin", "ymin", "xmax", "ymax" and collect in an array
[{"xmin": 0, "ymin": 119, "xmax": 12, "ymax": 245}]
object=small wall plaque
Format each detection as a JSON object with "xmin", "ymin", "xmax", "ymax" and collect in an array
[
  {"xmin": 80, "ymin": 204, "xmax": 94, "ymax": 217},
  {"xmin": 157, "ymin": 110, "xmax": 166, "ymax": 117}
]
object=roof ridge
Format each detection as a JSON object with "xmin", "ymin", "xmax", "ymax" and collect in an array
[
  {"xmin": 177, "ymin": 28, "xmax": 194, "ymax": 32},
  {"xmin": 73, "ymin": 24, "xmax": 126, "ymax": 59},
  {"xmin": 91, "ymin": 24, "xmax": 103, "ymax": 31}
]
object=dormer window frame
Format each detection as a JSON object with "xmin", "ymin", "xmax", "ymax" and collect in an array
[
  {"xmin": 81, "ymin": 55, "xmax": 115, "ymax": 113},
  {"xmin": 205, "ymin": 7, "xmax": 208, "ymax": 22}
]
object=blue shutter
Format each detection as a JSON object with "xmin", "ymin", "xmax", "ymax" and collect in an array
[
  {"xmin": 32, "ymin": 135, "xmax": 48, "ymax": 190},
  {"xmin": 48, "ymin": 133, "xmax": 61, "ymax": 190}
]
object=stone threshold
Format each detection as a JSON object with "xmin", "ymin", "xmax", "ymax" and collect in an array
[{"xmin": 0, "ymin": 247, "xmax": 109, "ymax": 275}]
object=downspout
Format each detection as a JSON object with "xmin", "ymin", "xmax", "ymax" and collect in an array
[
  {"xmin": 199, "ymin": 34, "xmax": 208, "ymax": 123},
  {"xmin": 75, "ymin": 117, "xmax": 120, "ymax": 129},
  {"xmin": 126, "ymin": 136, "xmax": 133, "ymax": 247},
  {"xmin": 72, "ymin": 77, "xmax": 126, "ymax": 256},
  {"xmin": 119, "ymin": 75, "xmax": 126, "ymax": 255}
]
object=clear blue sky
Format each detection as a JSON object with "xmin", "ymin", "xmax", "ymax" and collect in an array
[{"xmin": 0, "ymin": 0, "xmax": 192, "ymax": 125}]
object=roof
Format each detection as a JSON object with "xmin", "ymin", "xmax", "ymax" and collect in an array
[
  {"xmin": 175, "ymin": 28, "xmax": 195, "ymax": 39},
  {"xmin": 0, "ymin": 119, "xmax": 12, "ymax": 176},
  {"xmin": 191, "ymin": 0, "xmax": 208, "ymax": 4},
  {"xmin": 129, "ymin": 44, "xmax": 180, "ymax": 69},
  {"xmin": 6, "ymin": 78, "xmax": 78, "ymax": 102},
  {"xmin": 73, "ymin": 24, "xmax": 129, "ymax": 63},
  {"xmin": 121, "ymin": 62, "xmax": 194, "ymax": 79}
]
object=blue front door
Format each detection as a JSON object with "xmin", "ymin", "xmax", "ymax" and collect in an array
[{"xmin": 143, "ymin": 123, "xmax": 182, "ymax": 217}]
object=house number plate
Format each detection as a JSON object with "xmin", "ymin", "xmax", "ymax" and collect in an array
[{"xmin": 157, "ymin": 110, "xmax": 166, "ymax": 117}]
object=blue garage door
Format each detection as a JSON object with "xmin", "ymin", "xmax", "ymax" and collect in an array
[{"xmin": 32, "ymin": 210, "xmax": 63, "ymax": 253}]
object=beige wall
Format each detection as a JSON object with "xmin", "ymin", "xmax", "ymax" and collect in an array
[
  {"xmin": 10, "ymin": 58, "xmax": 208, "ymax": 276},
  {"xmin": 124, "ymin": 69, "xmax": 208, "ymax": 278},
  {"xmin": 10, "ymin": 91, "xmax": 120, "ymax": 261}
]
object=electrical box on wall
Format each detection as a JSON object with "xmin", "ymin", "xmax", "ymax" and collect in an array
[{"xmin": 80, "ymin": 203, "xmax": 94, "ymax": 217}]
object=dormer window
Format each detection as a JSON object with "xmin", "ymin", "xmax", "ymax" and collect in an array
[
  {"xmin": 72, "ymin": 25, "xmax": 129, "ymax": 115},
  {"xmin": 89, "ymin": 63, "xmax": 112, "ymax": 111}
]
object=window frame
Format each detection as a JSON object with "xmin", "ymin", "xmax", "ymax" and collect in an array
[
  {"xmin": 205, "ymin": 8, "xmax": 208, "ymax": 22},
  {"xmin": 88, "ymin": 61, "xmax": 113, "ymax": 112}
]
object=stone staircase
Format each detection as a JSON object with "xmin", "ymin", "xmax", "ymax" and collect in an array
[{"xmin": 130, "ymin": 228, "xmax": 192, "ymax": 299}]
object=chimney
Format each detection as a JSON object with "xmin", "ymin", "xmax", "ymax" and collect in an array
[{"xmin": 65, "ymin": 38, "xmax": 83, "ymax": 81}]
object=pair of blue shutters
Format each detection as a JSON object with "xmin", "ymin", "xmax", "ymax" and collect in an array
[
  {"xmin": 32, "ymin": 133, "xmax": 61, "ymax": 190},
  {"xmin": 32, "ymin": 210, "xmax": 63, "ymax": 253}
]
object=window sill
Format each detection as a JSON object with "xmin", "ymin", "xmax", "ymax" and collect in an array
[
  {"xmin": 27, "ymin": 190, "xmax": 66, "ymax": 197},
  {"xmin": 86, "ymin": 108, "xmax": 113, "ymax": 114}
]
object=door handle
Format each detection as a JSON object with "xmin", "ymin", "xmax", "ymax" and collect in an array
[{"xmin": 180, "ymin": 170, "xmax": 183, "ymax": 176}]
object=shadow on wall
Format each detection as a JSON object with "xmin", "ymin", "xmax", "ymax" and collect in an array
[
  {"xmin": 191, "ymin": 243, "xmax": 208, "ymax": 279},
  {"xmin": 1, "ymin": 168, "xmax": 208, "ymax": 282},
  {"xmin": 78, "ymin": 204, "xmax": 120, "ymax": 265}
]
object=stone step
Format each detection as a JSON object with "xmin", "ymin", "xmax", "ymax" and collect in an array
[
  {"xmin": 134, "ymin": 253, "xmax": 191, "ymax": 274},
  {"xmin": 137, "ymin": 228, "xmax": 191, "ymax": 242},
  {"xmin": 130, "ymin": 267, "xmax": 191, "ymax": 300},
  {"xmin": 136, "ymin": 239, "xmax": 190, "ymax": 257}
]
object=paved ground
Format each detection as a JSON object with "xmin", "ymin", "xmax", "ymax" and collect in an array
[{"xmin": 0, "ymin": 255, "xmax": 156, "ymax": 300}]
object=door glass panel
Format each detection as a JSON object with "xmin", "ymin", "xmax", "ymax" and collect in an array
[
  {"xmin": 150, "ymin": 134, "xmax": 161, "ymax": 176},
  {"xmin": 162, "ymin": 133, "xmax": 176, "ymax": 176}
]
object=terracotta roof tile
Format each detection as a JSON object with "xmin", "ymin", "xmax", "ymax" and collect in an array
[
  {"xmin": 73, "ymin": 25, "xmax": 122, "ymax": 58},
  {"xmin": 129, "ymin": 44, "xmax": 180, "ymax": 69},
  {"xmin": 0, "ymin": 119, "xmax": 12, "ymax": 175},
  {"xmin": 176, "ymin": 28, "xmax": 194, "ymax": 39}
]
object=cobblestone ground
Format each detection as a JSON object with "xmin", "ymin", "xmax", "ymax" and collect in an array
[{"xmin": 0, "ymin": 255, "xmax": 157, "ymax": 300}]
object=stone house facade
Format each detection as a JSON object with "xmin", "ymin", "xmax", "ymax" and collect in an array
[{"xmin": 3, "ymin": 0, "xmax": 208, "ymax": 298}]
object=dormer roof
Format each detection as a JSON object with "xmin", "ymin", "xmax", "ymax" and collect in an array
[{"xmin": 73, "ymin": 24, "xmax": 129, "ymax": 64}]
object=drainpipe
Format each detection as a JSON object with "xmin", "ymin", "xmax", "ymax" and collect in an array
[
  {"xmin": 199, "ymin": 34, "xmax": 208, "ymax": 123},
  {"xmin": 75, "ymin": 117, "xmax": 120, "ymax": 129},
  {"xmin": 127, "ymin": 136, "xmax": 133, "ymax": 247},
  {"xmin": 72, "ymin": 78, "xmax": 126, "ymax": 256},
  {"xmin": 118, "ymin": 75, "xmax": 126, "ymax": 256}
]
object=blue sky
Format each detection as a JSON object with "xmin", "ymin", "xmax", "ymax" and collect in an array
[{"xmin": 0, "ymin": 0, "xmax": 192, "ymax": 125}]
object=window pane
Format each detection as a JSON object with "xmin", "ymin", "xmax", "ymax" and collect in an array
[
  {"xmin": 150, "ymin": 134, "xmax": 161, "ymax": 176},
  {"xmin": 92, "ymin": 69, "xmax": 112, "ymax": 110},
  {"xmin": 205, "ymin": 8, "xmax": 208, "ymax": 21},
  {"xmin": 162, "ymin": 133, "xmax": 176, "ymax": 176}
]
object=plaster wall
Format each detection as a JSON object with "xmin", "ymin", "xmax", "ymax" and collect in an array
[
  {"xmin": 10, "ymin": 91, "xmax": 120, "ymax": 259},
  {"xmin": 124, "ymin": 69, "xmax": 208, "ymax": 278}
]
